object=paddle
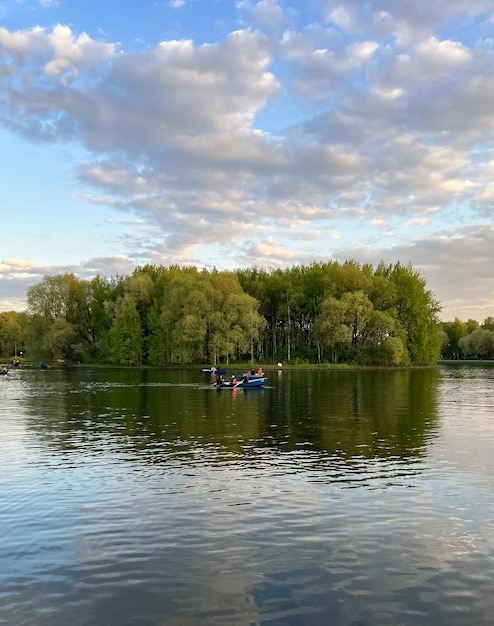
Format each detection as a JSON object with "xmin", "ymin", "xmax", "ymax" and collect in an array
[{"xmin": 234, "ymin": 374, "xmax": 249, "ymax": 388}]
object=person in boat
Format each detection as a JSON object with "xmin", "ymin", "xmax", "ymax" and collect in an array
[
  {"xmin": 243, "ymin": 372, "xmax": 250, "ymax": 383},
  {"xmin": 231, "ymin": 375, "xmax": 237, "ymax": 385},
  {"xmin": 257, "ymin": 367, "xmax": 263, "ymax": 376},
  {"xmin": 216, "ymin": 374, "xmax": 224, "ymax": 385},
  {"xmin": 1, "ymin": 366, "xmax": 8, "ymax": 376}
]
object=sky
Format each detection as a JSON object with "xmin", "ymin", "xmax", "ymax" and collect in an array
[{"xmin": 1, "ymin": 0, "xmax": 494, "ymax": 322}]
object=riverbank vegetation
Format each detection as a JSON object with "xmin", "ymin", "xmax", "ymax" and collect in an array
[
  {"xmin": 440, "ymin": 317, "xmax": 494, "ymax": 360},
  {"xmin": 0, "ymin": 261, "xmax": 443, "ymax": 366}
]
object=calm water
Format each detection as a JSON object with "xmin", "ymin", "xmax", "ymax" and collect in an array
[{"xmin": 1, "ymin": 364, "xmax": 494, "ymax": 625}]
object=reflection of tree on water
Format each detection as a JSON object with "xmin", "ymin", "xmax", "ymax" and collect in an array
[
  {"xmin": 23, "ymin": 367, "xmax": 440, "ymax": 472},
  {"xmin": 264, "ymin": 368, "xmax": 440, "ymax": 461}
]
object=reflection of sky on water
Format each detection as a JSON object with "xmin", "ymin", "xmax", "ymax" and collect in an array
[
  {"xmin": 1, "ymin": 366, "xmax": 494, "ymax": 624},
  {"xmin": 0, "ymin": 372, "xmax": 33, "ymax": 465}
]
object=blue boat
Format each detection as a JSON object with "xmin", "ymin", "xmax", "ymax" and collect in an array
[
  {"xmin": 214, "ymin": 376, "xmax": 267, "ymax": 389},
  {"xmin": 202, "ymin": 367, "xmax": 228, "ymax": 375}
]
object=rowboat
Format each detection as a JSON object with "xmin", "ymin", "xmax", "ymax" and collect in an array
[
  {"xmin": 214, "ymin": 376, "xmax": 267, "ymax": 389},
  {"xmin": 202, "ymin": 368, "xmax": 228, "ymax": 375}
]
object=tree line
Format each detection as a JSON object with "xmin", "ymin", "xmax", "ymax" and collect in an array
[
  {"xmin": 0, "ymin": 260, "xmax": 443, "ymax": 366},
  {"xmin": 440, "ymin": 317, "xmax": 494, "ymax": 359}
]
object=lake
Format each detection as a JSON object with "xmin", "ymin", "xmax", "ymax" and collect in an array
[{"xmin": 1, "ymin": 363, "xmax": 494, "ymax": 625}]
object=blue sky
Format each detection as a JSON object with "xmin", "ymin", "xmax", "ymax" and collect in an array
[{"xmin": 1, "ymin": 0, "xmax": 494, "ymax": 321}]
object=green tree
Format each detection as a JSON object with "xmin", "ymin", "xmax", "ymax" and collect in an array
[
  {"xmin": 108, "ymin": 301, "xmax": 143, "ymax": 366},
  {"xmin": 360, "ymin": 310, "xmax": 405, "ymax": 366},
  {"xmin": 26, "ymin": 273, "xmax": 94, "ymax": 362},
  {"xmin": 441, "ymin": 317, "xmax": 468, "ymax": 358},
  {"xmin": 385, "ymin": 262, "xmax": 442, "ymax": 364},
  {"xmin": 313, "ymin": 297, "xmax": 351, "ymax": 363},
  {"xmin": 0, "ymin": 311, "xmax": 23, "ymax": 357},
  {"xmin": 459, "ymin": 328, "xmax": 494, "ymax": 358},
  {"xmin": 146, "ymin": 299, "xmax": 168, "ymax": 365},
  {"xmin": 89, "ymin": 275, "xmax": 121, "ymax": 361},
  {"xmin": 482, "ymin": 317, "xmax": 494, "ymax": 331},
  {"xmin": 20, "ymin": 260, "xmax": 443, "ymax": 367},
  {"xmin": 340, "ymin": 291, "xmax": 374, "ymax": 351},
  {"xmin": 156, "ymin": 270, "xmax": 265, "ymax": 365},
  {"xmin": 43, "ymin": 317, "xmax": 79, "ymax": 361}
]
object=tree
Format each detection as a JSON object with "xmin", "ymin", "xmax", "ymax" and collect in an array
[
  {"xmin": 313, "ymin": 297, "xmax": 351, "ymax": 363},
  {"xmin": 108, "ymin": 302, "xmax": 143, "ymax": 366},
  {"xmin": 379, "ymin": 336, "xmax": 406, "ymax": 366},
  {"xmin": 482, "ymin": 317, "xmax": 494, "ymax": 332},
  {"xmin": 361, "ymin": 310, "xmax": 406, "ymax": 366},
  {"xmin": 459, "ymin": 328, "xmax": 494, "ymax": 359},
  {"xmin": 340, "ymin": 291, "xmax": 374, "ymax": 350},
  {"xmin": 146, "ymin": 300, "xmax": 168, "ymax": 365},
  {"xmin": 43, "ymin": 317, "xmax": 79, "ymax": 361},
  {"xmin": 0, "ymin": 311, "xmax": 22, "ymax": 357},
  {"xmin": 221, "ymin": 289, "xmax": 266, "ymax": 362},
  {"xmin": 155, "ymin": 270, "xmax": 265, "ymax": 365},
  {"xmin": 384, "ymin": 262, "xmax": 442, "ymax": 365},
  {"xmin": 26, "ymin": 273, "xmax": 95, "ymax": 362},
  {"xmin": 441, "ymin": 318, "xmax": 468, "ymax": 359},
  {"xmin": 20, "ymin": 260, "xmax": 443, "ymax": 366},
  {"xmin": 336, "ymin": 260, "xmax": 373, "ymax": 296},
  {"xmin": 89, "ymin": 275, "xmax": 121, "ymax": 361}
]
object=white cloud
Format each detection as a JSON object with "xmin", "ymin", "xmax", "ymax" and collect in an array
[
  {"xmin": 251, "ymin": 0, "xmax": 285, "ymax": 31},
  {"xmin": 0, "ymin": 259, "xmax": 36, "ymax": 271},
  {"xmin": 320, "ymin": 0, "xmax": 494, "ymax": 45},
  {"xmin": 249, "ymin": 237, "xmax": 298, "ymax": 260},
  {"xmin": 330, "ymin": 223, "xmax": 494, "ymax": 321},
  {"xmin": 2, "ymin": 3, "xmax": 494, "ymax": 320},
  {"xmin": 328, "ymin": 5, "xmax": 355, "ymax": 32},
  {"xmin": 405, "ymin": 218, "xmax": 429, "ymax": 228}
]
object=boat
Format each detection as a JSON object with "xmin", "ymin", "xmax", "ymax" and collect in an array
[
  {"xmin": 202, "ymin": 367, "xmax": 228, "ymax": 375},
  {"xmin": 214, "ymin": 376, "xmax": 267, "ymax": 389}
]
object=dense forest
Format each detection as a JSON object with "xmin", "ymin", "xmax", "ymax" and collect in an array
[{"xmin": 0, "ymin": 261, "xmax": 450, "ymax": 366}]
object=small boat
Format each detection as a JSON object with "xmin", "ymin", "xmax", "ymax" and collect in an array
[
  {"xmin": 202, "ymin": 367, "xmax": 228, "ymax": 375},
  {"xmin": 214, "ymin": 376, "xmax": 267, "ymax": 389}
]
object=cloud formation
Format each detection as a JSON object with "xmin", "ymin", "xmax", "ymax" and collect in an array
[{"xmin": 1, "ymin": 0, "xmax": 494, "ymax": 320}]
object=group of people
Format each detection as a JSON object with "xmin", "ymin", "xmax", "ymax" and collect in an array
[
  {"xmin": 215, "ymin": 367, "xmax": 264, "ymax": 386},
  {"xmin": 1, "ymin": 358, "xmax": 22, "ymax": 375}
]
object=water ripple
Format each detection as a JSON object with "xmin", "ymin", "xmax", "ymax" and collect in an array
[{"xmin": 2, "ymin": 366, "xmax": 494, "ymax": 624}]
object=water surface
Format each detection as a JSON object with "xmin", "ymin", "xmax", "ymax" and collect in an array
[{"xmin": 1, "ymin": 364, "xmax": 494, "ymax": 625}]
